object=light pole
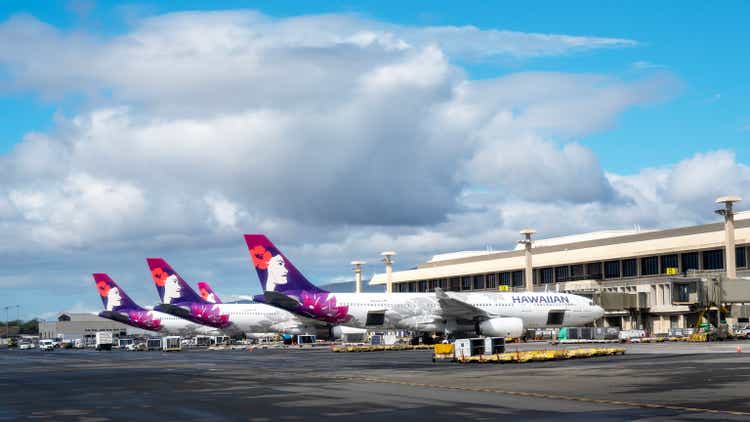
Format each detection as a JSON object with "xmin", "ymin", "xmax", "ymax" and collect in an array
[
  {"xmin": 3, "ymin": 306, "xmax": 8, "ymax": 338},
  {"xmin": 715, "ymin": 196, "xmax": 742, "ymax": 279},
  {"xmin": 518, "ymin": 229, "xmax": 536, "ymax": 292},
  {"xmin": 351, "ymin": 261, "xmax": 366, "ymax": 294},
  {"xmin": 381, "ymin": 252, "xmax": 396, "ymax": 293}
]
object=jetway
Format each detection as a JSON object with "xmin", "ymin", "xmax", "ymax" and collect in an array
[
  {"xmin": 597, "ymin": 292, "xmax": 649, "ymax": 311},
  {"xmin": 670, "ymin": 276, "xmax": 750, "ymax": 306}
]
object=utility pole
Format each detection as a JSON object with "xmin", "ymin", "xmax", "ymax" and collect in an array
[{"xmin": 3, "ymin": 306, "xmax": 8, "ymax": 338}]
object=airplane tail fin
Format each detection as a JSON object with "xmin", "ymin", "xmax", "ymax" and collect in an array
[
  {"xmin": 243, "ymin": 234, "xmax": 325, "ymax": 294},
  {"xmin": 197, "ymin": 282, "xmax": 222, "ymax": 304},
  {"xmin": 146, "ymin": 258, "xmax": 204, "ymax": 304},
  {"xmin": 92, "ymin": 273, "xmax": 142, "ymax": 312}
]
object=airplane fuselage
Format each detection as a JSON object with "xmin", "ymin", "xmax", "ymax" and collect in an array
[
  {"xmin": 286, "ymin": 291, "xmax": 603, "ymax": 333},
  {"xmin": 98, "ymin": 310, "xmax": 220, "ymax": 336},
  {"xmin": 155, "ymin": 303, "xmax": 318, "ymax": 336}
]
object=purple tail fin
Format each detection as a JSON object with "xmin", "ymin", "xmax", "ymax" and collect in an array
[
  {"xmin": 92, "ymin": 274, "xmax": 143, "ymax": 312},
  {"xmin": 243, "ymin": 234, "xmax": 326, "ymax": 294},
  {"xmin": 146, "ymin": 258, "xmax": 204, "ymax": 304},
  {"xmin": 197, "ymin": 282, "xmax": 222, "ymax": 304}
]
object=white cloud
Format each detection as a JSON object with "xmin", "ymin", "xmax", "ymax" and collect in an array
[{"xmin": 0, "ymin": 9, "xmax": 698, "ymax": 318}]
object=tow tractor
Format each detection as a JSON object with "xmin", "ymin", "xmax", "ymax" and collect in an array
[{"xmin": 688, "ymin": 305, "xmax": 730, "ymax": 342}]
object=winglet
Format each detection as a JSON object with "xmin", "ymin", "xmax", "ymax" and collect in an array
[{"xmin": 434, "ymin": 287, "xmax": 448, "ymax": 299}]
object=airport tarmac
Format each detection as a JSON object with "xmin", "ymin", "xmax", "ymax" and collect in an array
[{"xmin": 2, "ymin": 342, "xmax": 750, "ymax": 421}]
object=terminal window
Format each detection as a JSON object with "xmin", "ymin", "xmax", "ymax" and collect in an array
[
  {"xmin": 486, "ymin": 274, "xmax": 497, "ymax": 289},
  {"xmin": 500, "ymin": 272, "xmax": 511, "ymax": 286},
  {"xmin": 449, "ymin": 277, "xmax": 460, "ymax": 291},
  {"xmin": 681, "ymin": 252, "xmax": 699, "ymax": 271},
  {"xmin": 737, "ymin": 246, "xmax": 747, "ymax": 268},
  {"xmin": 586, "ymin": 263, "xmax": 602, "ymax": 279},
  {"xmin": 641, "ymin": 256, "xmax": 659, "ymax": 276},
  {"xmin": 541, "ymin": 268, "xmax": 554, "ymax": 284},
  {"xmin": 661, "ymin": 254, "xmax": 678, "ymax": 274},
  {"xmin": 702, "ymin": 249, "xmax": 724, "ymax": 270},
  {"xmin": 604, "ymin": 261, "xmax": 620, "ymax": 278},
  {"xmin": 462, "ymin": 276, "xmax": 472, "ymax": 290},
  {"xmin": 511, "ymin": 270, "xmax": 524, "ymax": 287},
  {"xmin": 473, "ymin": 275, "xmax": 485, "ymax": 290},
  {"xmin": 622, "ymin": 259, "xmax": 637, "ymax": 277},
  {"xmin": 571, "ymin": 264, "xmax": 584, "ymax": 280},
  {"xmin": 555, "ymin": 266, "xmax": 569, "ymax": 282}
]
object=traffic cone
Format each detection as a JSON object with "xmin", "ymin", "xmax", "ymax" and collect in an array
[{"xmin": 737, "ymin": 344, "xmax": 742, "ymax": 353}]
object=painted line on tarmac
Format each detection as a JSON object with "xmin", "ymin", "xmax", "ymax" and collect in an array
[{"xmin": 314, "ymin": 375, "xmax": 750, "ymax": 417}]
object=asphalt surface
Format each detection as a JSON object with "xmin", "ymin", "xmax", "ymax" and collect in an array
[{"xmin": 2, "ymin": 342, "xmax": 750, "ymax": 421}]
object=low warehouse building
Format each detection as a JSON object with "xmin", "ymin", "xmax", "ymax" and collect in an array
[
  {"xmin": 369, "ymin": 211, "xmax": 750, "ymax": 335},
  {"xmin": 38, "ymin": 313, "xmax": 155, "ymax": 342}
]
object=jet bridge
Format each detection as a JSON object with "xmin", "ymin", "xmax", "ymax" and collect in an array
[{"xmin": 670, "ymin": 276, "xmax": 750, "ymax": 306}]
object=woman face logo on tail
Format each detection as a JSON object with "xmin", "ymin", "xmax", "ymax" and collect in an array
[
  {"xmin": 106, "ymin": 287, "xmax": 122, "ymax": 311},
  {"xmin": 266, "ymin": 255, "xmax": 289, "ymax": 292},
  {"xmin": 163, "ymin": 275, "xmax": 182, "ymax": 304}
]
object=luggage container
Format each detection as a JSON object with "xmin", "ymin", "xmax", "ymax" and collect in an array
[
  {"xmin": 195, "ymin": 335, "xmax": 211, "ymax": 347},
  {"xmin": 118, "ymin": 338, "xmax": 134, "ymax": 349},
  {"xmin": 484, "ymin": 337, "xmax": 506, "ymax": 355},
  {"xmin": 296, "ymin": 334, "xmax": 316, "ymax": 345},
  {"xmin": 147, "ymin": 338, "xmax": 162, "ymax": 351},
  {"xmin": 162, "ymin": 336, "xmax": 181, "ymax": 352},
  {"xmin": 453, "ymin": 338, "xmax": 484, "ymax": 360}
]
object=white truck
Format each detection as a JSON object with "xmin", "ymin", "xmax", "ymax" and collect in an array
[
  {"xmin": 39, "ymin": 339, "xmax": 56, "ymax": 351},
  {"xmin": 95, "ymin": 332, "xmax": 113, "ymax": 351}
]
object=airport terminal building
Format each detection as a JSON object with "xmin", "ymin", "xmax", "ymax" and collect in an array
[{"xmin": 369, "ymin": 211, "xmax": 750, "ymax": 335}]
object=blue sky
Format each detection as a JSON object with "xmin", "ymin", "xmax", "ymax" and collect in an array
[
  {"xmin": 1, "ymin": 1, "xmax": 748, "ymax": 172},
  {"xmin": 1, "ymin": 1, "xmax": 749, "ymax": 319}
]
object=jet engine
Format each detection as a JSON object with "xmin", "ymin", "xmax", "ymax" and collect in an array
[
  {"xmin": 331, "ymin": 325, "xmax": 368, "ymax": 340},
  {"xmin": 477, "ymin": 317, "xmax": 524, "ymax": 338}
]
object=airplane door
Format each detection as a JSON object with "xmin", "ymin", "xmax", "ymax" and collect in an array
[{"xmin": 546, "ymin": 310, "xmax": 565, "ymax": 326}]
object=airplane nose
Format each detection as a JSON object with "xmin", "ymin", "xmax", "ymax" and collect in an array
[{"xmin": 595, "ymin": 305, "xmax": 605, "ymax": 319}]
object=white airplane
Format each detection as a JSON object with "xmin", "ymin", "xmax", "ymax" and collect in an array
[
  {"xmin": 244, "ymin": 234, "xmax": 605, "ymax": 339},
  {"xmin": 147, "ymin": 258, "xmax": 365, "ymax": 339},
  {"xmin": 93, "ymin": 274, "xmax": 220, "ymax": 336}
]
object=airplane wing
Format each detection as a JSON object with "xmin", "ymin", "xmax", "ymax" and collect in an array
[
  {"xmin": 263, "ymin": 290, "xmax": 302, "ymax": 311},
  {"xmin": 434, "ymin": 288, "xmax": 489, "ymax": 320}
]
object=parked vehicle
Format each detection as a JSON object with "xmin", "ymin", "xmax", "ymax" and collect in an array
[
  {"xmin": 95, "ymin": 332, "xmax": 113, "ymax": 351},
  {"xmin": 39, "ymin": 339, "xmax": 55, "ymax": 351}
]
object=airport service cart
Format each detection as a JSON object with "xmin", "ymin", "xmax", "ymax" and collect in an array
[{"xmin": 162, "ymin": 336, "xmax": 181, "ymax": 352}]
